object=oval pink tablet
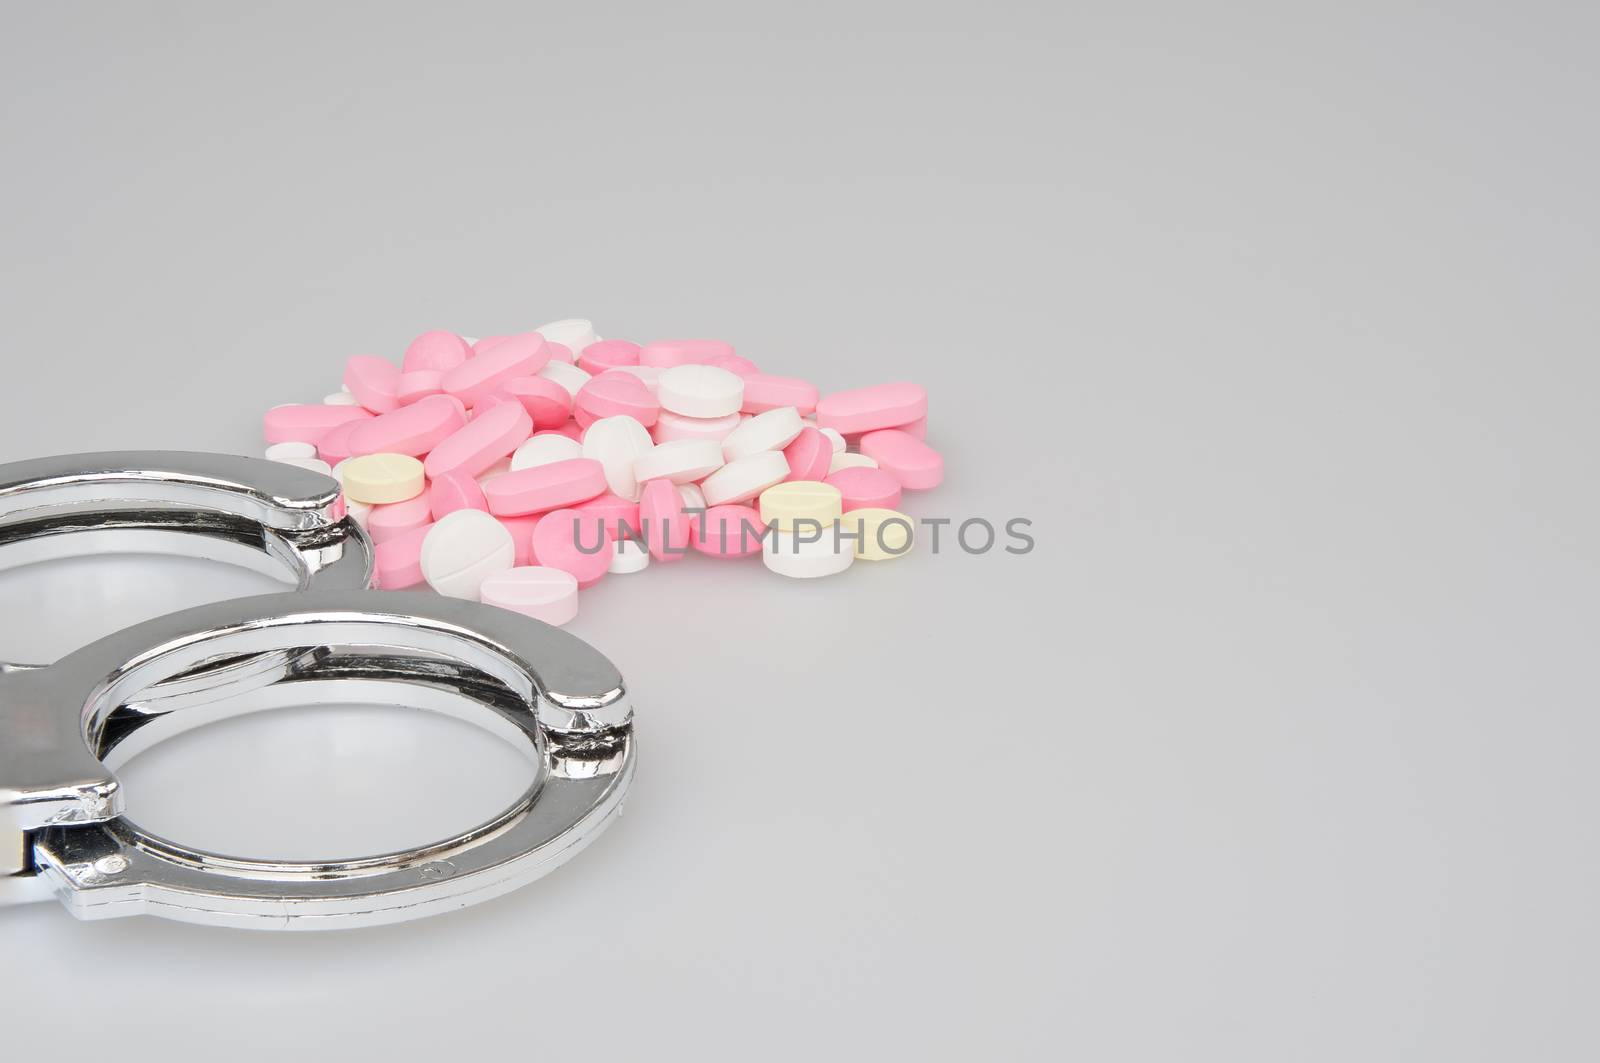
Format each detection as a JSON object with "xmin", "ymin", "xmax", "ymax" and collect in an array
[
  {"xmin": 479, "ymin": 566, "xmax": 580, "ymax": 626},
  {"xmin": 491, "ymin": 376, "xmax": 573, "ymax": 430},
  {"xmin": 441, "ymin": 333, "xmax": 550, "ymax": 405},
  {"xmin": 347, "ymin": 394, "xmax": 467, "ymax": 458},
  {"xmin": 402, "ymin": 331, "xmax": 470, "ymax": 373},
  {"xmin": 497, "ymin": 515, "xmax": 541, "ymax": 566},
  {"xmin": 703, "ymin": 353, "xmax": 760, "ymax": 378},
  {"xmin": 578, "ymin": 339, "xmax": 641, "ymax": 376},
  {"xmin": 859, "ymin": 429, "xmax": 943, "ymax": 489},
  {"xmin": 424, "ymin": 400, "xmax": 533, "ymax": 480},
  {"xmin": 580, "ymin": 492, "xmax": 641, "ymax": 540},
  {"xmin": 782, "ymin": 427, "xmax": 832, "ymax": 482},
  {"xmin": 366, "ymin": 493, "xmax": 433, "ymax": 543},
  {"xmin": 815, "ymin": 382, "xmax": 927, "ymax": 435},
  {"xmin": 543, "ymin": 341, "xmax": 575, "ymax": 365},
  {"xmin": 374, "ymin": 522, "xmax": 433, "ymax": 589},
  {"xmin": 574, "ymin": 371, "xmax": 660, "ymax": 429},
  {"xmin": 530, "ymin": 508, "xmax": 612, "ymax": 588},
  {"xmin": 896, "ymin": 416, "xmax": 926, "ymax": 441},
  {"xmin": 428, "ymin": 470, "xmax": 487, "ymax": 519},
  {"xmin": 263, "ymin": 404, "xmax": 372, "ymax": 446},
  {"xmin": 740, "ymin": 374, "xmax": 819, "ymax": 415},
  {"xmin": 317, "ymin": 417, "xmax": 365, "ymax": 465},
  {"xmin": 396, "ymin": 370, "xmax": 445, "ymax": 405},
  {"xmin": 825, "ymin": 466, "xmax": 903, "ymax": 512},
  {"xmin": 638, "ymin": 339, "xmax": 733, "ymax": 368},
  {"xmin": 638, "ymin": 479, "xmax": 690, "ymax": 563},
  {"xmin": 472, "ymin": 335, "xmax": 511, "ymax": 356},
  {"xmin": 692, "ymin": 504, "xmax": 767, "ymax": 558},
  {"xmin": 652, "ymin": 410, "xmax": 742, "ymax": 444},
  {"xmin": 343, "ymin": 355, "xmax": 402, "ymax": 413},
  {"xmin": 483, "ymin": 457, "xmax": 609, "ymax": 516}
]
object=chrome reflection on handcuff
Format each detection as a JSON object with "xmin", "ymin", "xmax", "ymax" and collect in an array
[{"xmin": 0, "ymin": 453, "xmax": 635, "ymax": 929}]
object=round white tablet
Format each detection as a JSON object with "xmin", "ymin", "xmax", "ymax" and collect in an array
[
  {"xmin": 828, "ymin": 452, "xmax": 880, "ymax": 474},
  {"xmin": 265, "ymin": 441, "xmax": 317, "ymax": 461},
  {"xmin": 657, "ymin": 364, "xmax": 745, "ymax": 419},
  {"xmin": 819, "ymin": 427, "xmax": 847, "ymax": 453},
  {"xmin": 511, "ymin": 433, "xmax": 585, "ymax": 471},
  {"xmin": 763, "ymin": 529, "xmax": 855, "ymax": 579},
  {"xmin": 722, "ymin": 406, "xmax": 804, "ymax": 462},
  {"xmin": 609, "ymin": 539, "xmax": 650, "ymax": 575},
  {"xmin": 581, "ymin": 415, "xmax": 655, "ymax": 501},
  {"xmin": 420, "ymin": 509, "xmax": 515, "ymax": 600},
  {"xmin": 534, "ymin": 318, "xmax": 598, "ymax": 355},
  {"xmin": 537, "ymin": 361, "xmax": 592, "ymax": 399},
  {"xmin": 632, "ymin": 439, "xmax": 724, "ymax": 486},
  {"xmin": 701, "ymin": 449, "xmax": 790, "ymax": 506}
]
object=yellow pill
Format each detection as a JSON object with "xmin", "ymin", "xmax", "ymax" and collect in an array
[
  {"xmin": 758, "ymin": 480, "xmax": 842, "ymax": 533},
  {"xmin": 839, "ymin": 507, "xmax": 915, "ymax": 561},
  {"xmin": 341, "ymin": 453, "xmax": 425, "ymax": 505}
]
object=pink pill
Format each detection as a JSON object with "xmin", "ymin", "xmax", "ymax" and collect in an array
[
  {"xmin": 366, "ymin": 493, "xmax": 433, "ymax": 543},
  {"xmin": 782, "ymin": 427, "xmax": 832, "ymax": 482},
  {"xmin": 692, "ymin": 504, "xmax": 768, "ymax": 558},
  {"xmin": 498, "ymin": 515, "xmax": 542, "ymax": 565},
  {"xmin": 578, "ymin": 339, "xmax": 641, "ymax": 375},
  {"xmin": 530, "ymin": 508, "xmax": 612, "ymax": 588},
  {"xmin": 580, "ymin": 492, "xmax": 642, "ymax": 540},
  {"xmin": 429, "ymin": 470, "xmax": 487, "ymax": 519},
  {"xmin": 424, "ymin": 400, "xmax": 533, "ymax": 480},
  {"xmin": 317, "ymin": 417, "xmax": 365, "ymax": 465},
  {"xmin": 826, "ymin": 466, "xmax": 903, "ymax": 512},
  {"xmin": 375, "ymin": 522, "xmax": 433, "ymax": 589},
  {"xmin": 638, "ymin": 339, "xmax": 733, "ymax": 368},
  {"xmin": 653, "ymin": 409, "xmax": 742, "ymax": 444},
  {"xmin": 263, "ymin": 404, "xmax": 372, "ymax": 446},
  {"xmin": 741, "ymin": 374, "xmax": 819, "ymax": 415},
  {"xmin": 344, "ymin": 355, "xmax": 402, "ymax": 413},
  {"xmin": 703, "ymin": 353, "xmax": 760, "ymax": 378},
  {"xmin": 483, "ymin": 458, "xmax": 609, "ymax": 516},
  {"xmin": 543, "ymin": 341, "xmax": 575, "ymax": 365},
  {"xmin": 574, "ymin": 371, "xmax": 660, "ymax": 429},
  {"xmin": 816, "ymin": 382, "xmax": 927, "ymax": 435},
  {"xmin": 473, "ymin": 335, "xmax": 511, "ymax": 355},
  {"xmin": 859, "ymin": 429, "xmax": 943, "ymax": 490},
  {"xmin": 442, "ymin": 333, "xmax": 550, "ymax": 405},
  {"xmin": 638, "ymin": 479, "xmax": 690, "ymax": 563},
  {"xmin": 491, "ymin": 376, "xmax": 573, "ymax": 430},
  {"xmin": 347, "ymin": 394, "xmax": 467, "ymax": 458},
  {"xmin": 897, "ymin": 416, "xmax": 927, "ymax": 441},
  {"xmin": 541, "ymin": 420, "xmax": 584, "ymax": 442},
  {"xmin": 396, "ymin": 370, "xmax": 445, "ymax": 405},
  {"xmin": 402, "ymin": 331, "xmax": 471, "ymax": 373},
  {"xmin": 479, "ymin": 566, "xmax": 580, "ymax": 626}
]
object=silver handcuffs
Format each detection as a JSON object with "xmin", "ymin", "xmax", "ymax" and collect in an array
[{"xmin": 0, "ymin": 452, "xmax": 635, "ymax": 930}]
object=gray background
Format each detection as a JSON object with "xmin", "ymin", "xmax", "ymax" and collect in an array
[{"xmin": 1, "ymin": 3, "xmax": 1596, "ymax": 1060}]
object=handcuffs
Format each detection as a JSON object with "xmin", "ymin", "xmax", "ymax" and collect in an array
[{"xmin": 0, "ymin": 452, "xmax": 635, "ymax": 930}]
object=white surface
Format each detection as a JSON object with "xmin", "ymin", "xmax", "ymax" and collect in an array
[{"xmin": 1, "ymin": 5, "xmax": 1597, "ymax": 1062}]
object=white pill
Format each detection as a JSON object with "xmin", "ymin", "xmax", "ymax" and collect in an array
[
  {"xmin": 581, "ymin": 415, "xmax": 654, "ymax": 501},
  {"xmin": 829, "ymin": 452, "xmax": 880, "ymax": 473},
  {"xmin": 820, "ymin": 427, "xmax": 847, "ymax": 453},
  {"xmin": 701, "ymin": 450, "xmax": 790, "ymax": 506},
  {"xmin": 535, "ymin": 318, "xmax": 598, "ymax": 354},
  {"xmin": 323, "ymin": 391, "xmax": 360, "ymax": 407},
  {"xmin": 633, "ymin": 439, "xmax": 724, "ymax": 486},
  {"xmin": 609, "ymin": 539, "xmax": 650, "ymax": 575},
  {"xmin": 652, "ymin": 409, "xmax": 742, "ymax": 444},
  {"xmin": 421, "ymin": 509, "xmax": 515, "ymax": 600},
  {"xmin": 676, "ymin": 483, "xmax": 707, "ymax": 512},
  {"xmin": 657, "ymin": 365, "xmax": 744, "ymax": 419},
  {"xmin": 479, "ymin": 566, "xmax": 579, "ymax": 625},
  {"xmin": 763, "ymin": 529, "xmax": 855, "ymax": 579},
  {"xmin": 537, "ymin": 361, "xmax": 592, "ymax": 398},
  {"xmin": 265, "ymin": 442, "xmax": 317, "ymax": 461},
  {"xmin": 722, "ymin": 406, "xmax": 804, "ymax": 462},
  {"xmin": 614, "ymin": 364, "xmax": 663, "ymax": 396},
  {"xmin": 274, "ymin": 456, "xmax": 333, "ymax": 476},
  {"xmin": 511, "ymin": 433, "xmax": 584, "ymax": 471}
]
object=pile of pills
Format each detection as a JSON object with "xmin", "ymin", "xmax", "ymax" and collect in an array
[{"xmin": 261, "ymin": 320, "xmax": 942, "ymax": 625}]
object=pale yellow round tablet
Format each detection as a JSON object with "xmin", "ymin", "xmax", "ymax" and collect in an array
[
  {"xmin": 341, "ymin": 453, "xmax": 425, "ymax": 505},
  {"xmin": 758, "ymin": 480, "xmax": 842, "ymax": 533},
  {"xmin": 839, "ymin": 507, "xmax": 915, "ymax": 561}
]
